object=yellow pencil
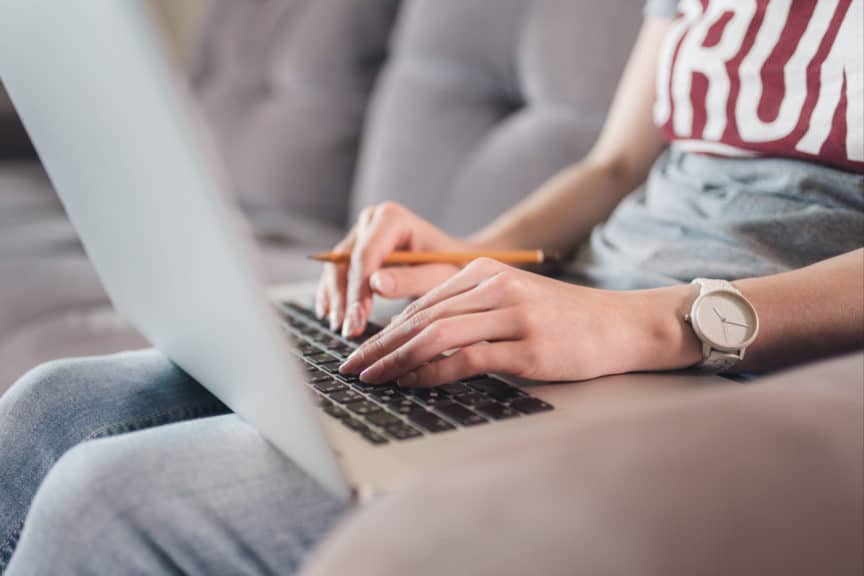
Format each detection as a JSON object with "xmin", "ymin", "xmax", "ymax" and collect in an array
[{"xmin": 308, "ymin": 250, "xmax": 554, "ymax": 266}]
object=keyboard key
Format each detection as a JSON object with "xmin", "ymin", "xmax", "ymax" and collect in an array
[
  {"xmin": 385, "ymin": 423, "xmax": 422, "ymax": 440},
  {"xmin": 343, "ymin": 418, "xmax": 370, "ymax": 432},
  {"xmin": 323, "ymin": 404, "xmax": 349, "ymax": 420},
  {"xmin": 317, "ymin": 362, "xmax": 343, "ymax": 374},
  {"xmin": 434, "ymin": 402, "xmax": 487, "ymax": 426},
  {"xmin": 306, "ymin": 372, "xmax": 333, "ymax": 384},
  {"xmin": 329, "ymin": 390, "xmax": 364, "ymax": 404},
  {"xmin": 403, "ymin": 387, "xmax": 449, "ymax": 401},
  {"xmin": 452, "ymin": 391, "xmax": 489, "ymax": 406},
  {"xmin": 345, "ymin": 400, "xmax": 383, "ymax": 416},
  {"xmin": 466, "ymin": 377, "xmax": 524, "ymax": 402},
  {"xmin": 360, "ymin": 429, "xmax": 389, "ymax": 445},
  {"xmin": 438, "ymin": 382, "xmax": 469, "ymax": 395},
  {"xmin": 474, "ymin": 401, "xmax": 520, "ymax": 420},
  {"xmin": 306, "ymin": 351, "xmax": 334, "ymax": 362},
  {"xmin": 407, "ymin": 410, "xmax": 456, "ymax": 433},
  {"xmin": 389, "ymin": 399, "xmax": 425, "ymax": 415},
  {"xmin": 298, "ymin": 343, "xmax": 319, "ymax": 354},
  {"xmin": 313, "ymin": 379, "xmax": 347, "ymax": 394},
  {"xmin": 319, "ymin": 337, "xmax": 344, "ymax": 349},
  {"xmin": 510, "ymin": 397, "xmax": 554, "ymax": 414},
  {"xmin": 365, "ymin": 411, "xmax": 403, "ymax": 428},
  {"xmin": 366, "ymin": 385, "xmax": 401, "ymax": 399}
]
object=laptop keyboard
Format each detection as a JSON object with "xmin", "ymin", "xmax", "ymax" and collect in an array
[{"xmin": 278, "ymin": 302, "xmax": 554, "ymax": 446}]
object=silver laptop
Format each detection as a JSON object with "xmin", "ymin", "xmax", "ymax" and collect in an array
[{"xmin": 0, "ymin": 0, "xmax": 719, "ymax": 502}]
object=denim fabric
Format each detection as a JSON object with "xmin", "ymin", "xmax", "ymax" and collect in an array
[{"xmin": 0, "ymin": 350, "xmax": 348, "ymax": 575}]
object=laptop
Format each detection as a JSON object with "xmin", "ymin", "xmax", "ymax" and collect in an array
[{"xmin": 0, "ymin": 0, "xmax": 719, "ymax": 502}]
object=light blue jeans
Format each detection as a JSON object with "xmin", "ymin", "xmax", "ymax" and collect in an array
[{"xmin": 0, "ymin": 350, "xmax": 349, "ymax": 575}]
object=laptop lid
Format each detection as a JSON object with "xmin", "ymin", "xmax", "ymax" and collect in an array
[{"xmin": 0, "ymin": 0, "xmax": 350, "ymax": 500}]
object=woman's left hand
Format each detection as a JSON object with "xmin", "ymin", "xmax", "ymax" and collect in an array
[{"xmin": 340, "ymin": 258, "xmax": 696, "ymax": 387}]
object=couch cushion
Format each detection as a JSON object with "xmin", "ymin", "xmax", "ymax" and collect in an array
[
  {"xmin": 191, "ymin": 0, "xmax": 401, "ymax": 232},
  {"xmin": 303, "ymin": 353, "xmax": 864, "ymax": 576},
  {"xmin": 352, "ymin": 0, "xmax": 642, "ymax": 236}
]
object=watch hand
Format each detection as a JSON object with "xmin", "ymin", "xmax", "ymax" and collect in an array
[
  {"xmin": 726, "ymin": 320, "xmax": 749, "ymax": 328},
  {"xmin": 712, "ymin": 306, "xmax": 726, "ymax": 322},
  {"xmin": 721, "ymin": 321, "xmax": 728, "ymax": 343}
]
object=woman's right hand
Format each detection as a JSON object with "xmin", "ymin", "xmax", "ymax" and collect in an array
[{"xmin": 316, "ymin": 202, "xmax": 473, "ymax": 338}]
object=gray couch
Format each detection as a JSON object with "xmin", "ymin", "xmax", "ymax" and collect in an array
[
  {"xmin": 303, "ymin": 351, "xmax": 864, "ymax": 576},
  {"xmin": 1, "ymin": 3, "xmax": 862, "ymax": 574},
  {"xmin": 0, "ymin": 0, "xmax": 640, "ymax": 391}
]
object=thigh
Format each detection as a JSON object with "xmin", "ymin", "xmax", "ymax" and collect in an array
[
  {"xmin": 8, "ymin": 414, "xmax": 350, "ymax": 576},
  {"xmin": 1, "ymin": 348, "xmax": 227, "ymax": 448},
  {"xmin": 0, "ymin": 349, "xmax": 228, "ymax": 569}
]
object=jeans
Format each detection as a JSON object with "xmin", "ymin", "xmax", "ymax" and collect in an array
[{"xmin": 0, "ymin": 350, "xmax": 349, "ymax": 575}]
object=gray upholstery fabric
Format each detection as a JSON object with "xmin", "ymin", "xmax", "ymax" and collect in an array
[
  {"xmin": 0, "ymin": 0, "xmax": 400, "ymax": 390},
  {"xmin": 0, "ymin": 0, "xmax": 643, "ymax": 391},
  {"xmin": 352, "ymin": 0, "xmax": 642, "ymax": 235},
  {"xmin": 303, "ymin": 352, "xmax": 864, "ymax": 576},
  {"xmin": 191, "ymin": 0, "xmax": 400, "ymax": 231}
]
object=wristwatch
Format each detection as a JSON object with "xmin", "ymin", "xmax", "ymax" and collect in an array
[{"xmin": 685, "ymin": 279, "xmax": 759, "ymax": 372}]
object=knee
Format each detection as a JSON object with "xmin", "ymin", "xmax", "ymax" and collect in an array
[
  {"xmin": 1, "ymin": 350, "xmax": 172, "ymax": 425},
  {"xmin": 1, "ymin": 358, "xmax": 100, "ymax": 429},
  {"xmin": 14, "ymin": 440, "xmax": 148, "ymax": 570}
]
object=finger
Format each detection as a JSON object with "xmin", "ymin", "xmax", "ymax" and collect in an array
[
  {"xmin": 398, "ymin": 342, "xmax": 525, "ymax": 388},
  {"xmin": 324, "ymin": 233, "xmax": 357, "ymax": 332},
  {"xmin": 369, "ymin": 264, "xmax": 459, "ymax": 299},
  {"xmin": 315, "ymin": 227, "xmax": 357, "ymax": 321},
  {"xmin": 343, "ymin": 209, "xmax": 409, "ymax": 337},
  {"xmin": 341, "ymin": 278, "xmax": 506, "ymax": 374},
  {"xmin": 392, "ymin": 257, "xmax": 504, "ymax": 329},
  {"xmin": 314, "ymin": 272, "xmax": 329, "ymax": 319},
  {"xmin": 358, "ymin": 309, "xmax": 522, "ymax": 384},
  {"xmin": 326, "ymin": 263, "xmax": 350, "ymax": 331}
]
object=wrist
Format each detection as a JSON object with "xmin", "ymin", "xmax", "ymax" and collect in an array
[{"xmin": 621, "ymin": 285, "xmax": 703, "ymax": 372}]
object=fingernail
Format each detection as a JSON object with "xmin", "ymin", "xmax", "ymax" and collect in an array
[
  {"xmin": 315, "ymin": 300, "xmax": 325, "ymax": 319},
  {"xmin": 370, "ymin": 272, "xmax": 394, "ymax": 295},
  {"xmin": 398, "ymin": 372, "xmax": 417, "ymax": 387},
  {"xmin": 359, "ymin": 365, "xmax": 379, "ymax": 384},
  {"xmin": 342, "ymin": 303, "xmax": 363, "ymax": 338},
  {"xmin": 340, "ymin": 350, "xmax": 360, "ymax": 374},
  {"xmin": 329, "ymin": 311, "xmax": 340, "ymax": 332}
]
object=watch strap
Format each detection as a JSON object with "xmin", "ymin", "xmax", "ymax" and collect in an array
[
  {"xmin": 698, "ymin": 345, "xmax": 743, "ymax": 372},
  {"xmin": 693, "ymin": 278, "xmax": 738, "ymax": 295}
]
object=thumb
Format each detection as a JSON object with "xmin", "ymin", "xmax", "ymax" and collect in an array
[{"xmin": 370, "ymin": 265, "xmax": 459, "ymax": 299}]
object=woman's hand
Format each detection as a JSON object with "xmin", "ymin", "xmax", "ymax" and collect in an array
[
  {"xmin": 340, "ymin": 258, "xmax": 702, "ymax": 387},
  {"xmin": 316, "ymin": 202, "xmax": 476, "ymax": 338}
]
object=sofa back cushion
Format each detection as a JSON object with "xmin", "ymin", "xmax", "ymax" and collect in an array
[
  {"xmin": 191, "ymin": 0, "xmax": 401, "ymax": 231},
  {"xmin": 352, "ymin": 0, "xmax": 642, "ymax": 236}
]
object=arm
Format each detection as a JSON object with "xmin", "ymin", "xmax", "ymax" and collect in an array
[
  {"xmin": 642, "ymin": 249, "xmax": 864, "ymax": 374},
  {"xmin": 472, "ymin": 19, "xmax": 671, "ymax": 253},
  {"xmin": 341, "ymin": 250, "xmax": 864, "ymax": 385},
  {"xmin": 317, "ymin": 19, "xmax": 673, "ymax": 337}
]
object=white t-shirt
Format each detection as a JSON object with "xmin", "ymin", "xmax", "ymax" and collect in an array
[{"xmin": 646, "ymin": 0, "xmax": 863, "ymax": 173}]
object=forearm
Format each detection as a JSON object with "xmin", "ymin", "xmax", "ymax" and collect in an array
[
  {"xmin": 469, "ymin": 19, "xmax": 672, "ymax": 255},
  {"xmin": 735, "ymin": 249, "xmax": 864, "ymax": 372},
  {"xmin": 631, "ymin": 250, "xmax": 864, "ymax": 375},
  {"xmin": 469, "ymin": 159, "xmax": 643, "ymax": 254}
]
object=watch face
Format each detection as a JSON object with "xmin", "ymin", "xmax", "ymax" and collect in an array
[{"xmin": 693, "ymin": 290, "xmax": 758, "ymax": 351}]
